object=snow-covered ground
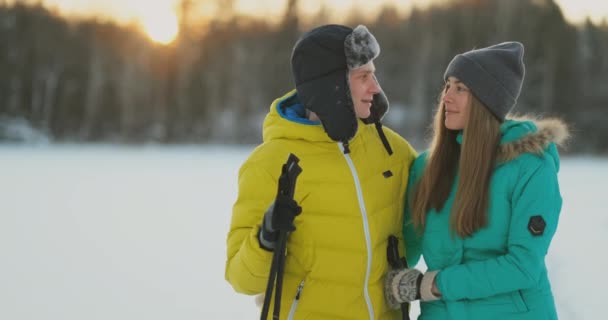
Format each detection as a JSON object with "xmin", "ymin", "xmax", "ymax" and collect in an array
[{"xmin": 0, "ymin": 145, "xmax": 604, "ymax": 319}]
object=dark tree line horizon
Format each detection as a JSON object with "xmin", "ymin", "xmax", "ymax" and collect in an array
[{"xmin": 0, "ymin": 0, "xmax": 606, "ymax": 153}]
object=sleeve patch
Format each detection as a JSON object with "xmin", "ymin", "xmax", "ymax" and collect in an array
[{"xmin": 528, "ymin": 215, "xmax": 546, "ymax": 236}]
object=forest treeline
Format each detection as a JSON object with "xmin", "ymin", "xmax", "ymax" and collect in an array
[{"xmin": 0, "ymin": 0, "xmax": 606, "ymax": 153}]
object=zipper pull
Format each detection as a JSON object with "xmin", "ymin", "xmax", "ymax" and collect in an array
[
  {"xmin": 295, "ymin": 280, "xmax": 305, "ymax": 300},
  {"xmin": 342, "ymin": 141, "xmax": 350, "ymax": 154}
]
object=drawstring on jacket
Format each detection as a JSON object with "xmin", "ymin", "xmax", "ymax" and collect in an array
[{"xmin": 375, "ymin": 122, "xmax": 393, "ymax": 155}]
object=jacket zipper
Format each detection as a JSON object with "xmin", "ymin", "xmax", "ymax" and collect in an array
[
  {"xmin": 287, "ymin": 280, "xmax": 305, "ymax": 320},
  {"xmin": 339, "ymin": 142, "xmax": 375, "ymax": 319}
]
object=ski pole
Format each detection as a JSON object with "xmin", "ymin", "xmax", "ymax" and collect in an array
[
  {"xmin": 387, "ymin": 235, "xmax": 411, "ymax": 320},
  {"xmin": 260, "ymin": 154, "xmax": 302, "ymax": 320}
]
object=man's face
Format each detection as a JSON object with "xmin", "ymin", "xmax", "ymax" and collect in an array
[{"xmin": 348, "ymin": 62, "xmax": 381, "ymax": 119}]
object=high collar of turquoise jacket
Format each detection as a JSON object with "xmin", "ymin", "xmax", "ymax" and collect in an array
[
  {"xmin": 454, "ymin": 118, "xmax": 569, "ymax": 170},
  {"xmin": 455, "ymin": 120, "xmax": 536, "ymax": 145},
  {"xmin": 263, "ymin": 89, "xmax": 368, "ymax": 145}
]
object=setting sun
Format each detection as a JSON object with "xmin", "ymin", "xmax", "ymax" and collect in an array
[
  {"xmin": 139, "ymin": 6, "xmax": 179, "ymax": 45},
  {"xmin": 36, "ymin": 0, "xmax": 608, "ymax": 29}
]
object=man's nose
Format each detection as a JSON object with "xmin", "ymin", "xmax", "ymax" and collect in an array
[{"xmin": 370, "ymin": 75, "xmax": 381, "ymax": 94}]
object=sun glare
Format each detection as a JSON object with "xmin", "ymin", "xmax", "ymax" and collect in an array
[{"xmin": 140, "ymin": 7, "xmax": 179, "ymax": 45}]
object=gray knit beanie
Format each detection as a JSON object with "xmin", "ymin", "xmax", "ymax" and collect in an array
[{"xmin": 443, "ymin": 42, "xmax": 525, "ymax": 121}]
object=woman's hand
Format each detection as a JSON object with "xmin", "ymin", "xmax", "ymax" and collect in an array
[{"xmin": 384, "ymin": 268, "xmax": 442, "ymax": 307}]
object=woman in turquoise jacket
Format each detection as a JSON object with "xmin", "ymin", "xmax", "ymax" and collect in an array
[{"xmin": 384, "ymin": 42, "xmax": 569, "ymax": 319}]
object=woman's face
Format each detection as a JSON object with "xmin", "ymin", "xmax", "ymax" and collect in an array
[{"xmin": 442, "ymin": 76, "xmax": 471, "ymax": 130}]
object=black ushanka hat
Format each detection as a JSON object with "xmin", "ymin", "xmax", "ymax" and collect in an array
[{"xmin": 290, "ymin": 24, "xmax": 391, "ymax": 153}]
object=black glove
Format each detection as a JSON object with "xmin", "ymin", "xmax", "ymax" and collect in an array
[
  {"xmin": 258, "ymin": 194, "xmax": 302, "ymax": 251},
  {"xmin": 384, "ymin": 268, "xmax": 441, "ymax": 308}
]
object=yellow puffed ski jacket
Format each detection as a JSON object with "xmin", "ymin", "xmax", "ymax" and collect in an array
[{"xmin": 225, "ymin": 90, "xmax": 417, "ymax": 319}]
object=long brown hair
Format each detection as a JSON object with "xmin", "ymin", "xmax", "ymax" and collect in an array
[{"xmin": 411, "ymin": 91, "xmax": 501, "ymax": 237}]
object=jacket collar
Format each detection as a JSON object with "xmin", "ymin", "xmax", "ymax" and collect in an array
[
  {"xmin": 263, "ymin": 90, "xmax": 367, "ymax": 145},
  {"xmin": 497, "ymin": 117, "xmax": 569, "ymax": 165}
]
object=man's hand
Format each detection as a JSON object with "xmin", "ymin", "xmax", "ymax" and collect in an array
[{"xmin": 258, "ymin": 194, "xmax": 302, "ymax": 251}]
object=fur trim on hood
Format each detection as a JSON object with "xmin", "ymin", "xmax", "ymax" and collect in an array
[{"xmin": 498, "ymin": 117, "xmax": 570, "ymax": 163}]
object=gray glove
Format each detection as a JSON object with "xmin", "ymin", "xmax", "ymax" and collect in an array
[
  {"xmin": 384, "ymin": 268, "xmax": 441, "ymax": 308},
  {"xmin": 384, "ymin": 268, "xmax": 422, "ymax": 309}
]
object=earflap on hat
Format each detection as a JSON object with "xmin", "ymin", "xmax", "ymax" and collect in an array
[
  {"xmin": 361, "ymin": 90, "xmax": 389, "ymax": 125},
  {"xmin": 296, "ymin": 69, "xmax": 358, "ymax": 142},
  {"xmin": 291, "ymin": 24, "xmax": 357, "ymax": 143},
  {"xmin": 363, "ymin": 89, "xmax": 393, "ymax": 155}
]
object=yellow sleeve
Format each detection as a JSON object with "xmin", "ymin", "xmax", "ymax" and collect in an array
[{"xmin": 225, "ymin": 161, "xmax": 277, "ymax": 294}]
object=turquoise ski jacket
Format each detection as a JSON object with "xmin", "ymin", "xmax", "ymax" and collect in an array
[{"xmin": 403, "ymin": 118, "xmax": 568, "ymax": 320}]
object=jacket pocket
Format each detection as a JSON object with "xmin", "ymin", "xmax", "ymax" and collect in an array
[
  {"xmin": 469, "ymin": 291, "xmax": 529, "ymax": 316},
  {"xmin": 287, "ymin": 280, "xmax": 305, "ymax": 320}
]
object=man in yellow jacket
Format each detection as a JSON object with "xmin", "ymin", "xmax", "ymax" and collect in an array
[{"xmin": 225, "ymin": 24, "xmax": 417, "ymax": 319}]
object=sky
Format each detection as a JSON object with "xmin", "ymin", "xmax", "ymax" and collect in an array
[
  {"xmin": 0, "ymin": 145, "xmax": 605, "ymax": 319},
  {"xmin": 28, "ymin": 0, "xmax": 608, "ymax": 25},
  {"xmin": 13, "ymin": 0, "xmax": 605, "ymax": 44}
]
